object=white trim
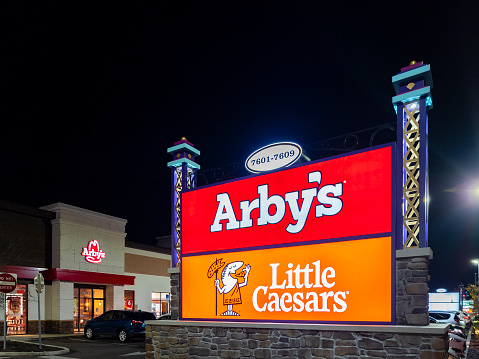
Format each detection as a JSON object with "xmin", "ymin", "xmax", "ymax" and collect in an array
[
  {"xmin": 396, "ymin": 247, "xmax": 433, "ymax": 259},
  {"xmin": 40, "ymin": 202, "xmax": 127, "ymax": 225}
]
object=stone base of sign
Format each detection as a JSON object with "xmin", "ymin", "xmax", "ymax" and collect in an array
[
  {"xmin": 396, "ymin": 247, "xmax": 432, "ymax": 326},
  {"xmin": 168, "ymin": 267, "xmax": 180, "ymax": 321},
  {"xmin": 145, "ymin": 321, "xmax": 448, "ymax": 359}
]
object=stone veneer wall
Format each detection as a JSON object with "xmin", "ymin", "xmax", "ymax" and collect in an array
[
  {"xmin": 168, "ymin": 267, "xmax": 180, "ymax": 320},
  {"xmin": 396, "ymin": 248, "xmax": 432, "ymax": 326},
  {"xmin": 145, "ymin": 323, "xmax": 447, "ymax": 359}
]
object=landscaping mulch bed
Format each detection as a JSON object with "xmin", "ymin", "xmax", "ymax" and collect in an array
[{"xmin": 0, "ymin": 340, "xmax": 60, "ymax": 353}]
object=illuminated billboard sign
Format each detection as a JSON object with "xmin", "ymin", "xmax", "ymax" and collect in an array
[{"xmin": 181, "ymin": 144, "xmax": 395, "ymax": 324}]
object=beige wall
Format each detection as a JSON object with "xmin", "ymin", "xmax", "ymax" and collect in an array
[
  {"xmin": 125, "ymin": 253, "xmax": 170, "ymax": 276},
  {"xmin": 41, "ymin": 203, "xmax": 127, "ymax": 274},
  {"xmin": 124, "ymin": 246, "xmax": 171, "ymax": 313}
]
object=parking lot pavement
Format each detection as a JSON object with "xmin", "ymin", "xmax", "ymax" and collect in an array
[{"xmin": 0, "ymin": 335, "xmax": 146, "ymax": 359}]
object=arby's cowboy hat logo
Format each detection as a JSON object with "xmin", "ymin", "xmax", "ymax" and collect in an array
[{"xmin": 81, "ymin": 240, "xmax": 106, "ymax": 264}]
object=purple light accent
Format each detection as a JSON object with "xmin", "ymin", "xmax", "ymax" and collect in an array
[
  {"xmin": 390, "ymin": 143, "xmax": 397, "ymax": 324},
  {"xmin": 182, "ymin": 232, "xmax": 394, "ymax": 258},
  {"xmin": 425, "ymin": 112, "xmax": 429, "ymax": 245},
  {"xmin": 174, "ymin": 151, "xmax": 195, "ymax": 161},
  {"xmin": 171, "ymin": 169, "xmax": 179, "ymax": 266},
  {"xmin": 396, "ymin": 103, "xmax": 404, "ymax": 249},
  {"xmin": 174, "ymin": 139, "xmax": 194, "ymax": 147},
  {"xmin": 419, "ymin": 97, "xmax": 428, "ymax": 247},
  {"xmin": 398, "ymin": 81, "xmax": 425, "ymax": 95},
  {"xmin": 179, "ymin": 255, "xmax": 183, "ymax": 320},
  {"xmin": 402, "ymin": 107, "xmax": 408, "ymax": 247},
  {"xmin": 400, "ymin": 61, "xmax": 424, "ymax": 73},
  {"xmin": 177, "ymin": 317, "xmax": 395, "ymax": 326}
]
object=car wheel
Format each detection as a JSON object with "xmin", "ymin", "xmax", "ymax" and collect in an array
[
  {"xmin": 118, "ymin": 329, "xmax": 129, "ymax": 342},
  {"xmin": 85, "ymin": 326, "xmax": 95, "ymax": 339}
]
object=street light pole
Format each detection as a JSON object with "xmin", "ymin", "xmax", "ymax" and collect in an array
[
  {"xmin": 459, "ymin": 283, "xmax": 464, "ymax": 311},
  {"xmin": 472, "ymin": 260, "xmax": 479, "ymax": 286}
]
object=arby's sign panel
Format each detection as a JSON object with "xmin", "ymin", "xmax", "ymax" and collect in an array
[{"xmin": 181, "ymin": 144, "xmax": 395, "ymax": 324}]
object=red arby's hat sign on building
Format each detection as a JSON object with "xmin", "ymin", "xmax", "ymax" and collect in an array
[
  {"xmin": 81, "ymin": 240, "xmax": 106, "ymax": 264},
  {"xmin": 0, "ymin": 273, "xmax": 17, "ymax": 293}
]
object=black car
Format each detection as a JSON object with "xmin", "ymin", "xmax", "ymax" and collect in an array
[{"xmin": 84, "ymin": 310, "xmax": 156, "ymax": 342}]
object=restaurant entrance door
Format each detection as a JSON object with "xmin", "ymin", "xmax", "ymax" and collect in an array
[{"xmin": 73, "ymin": 285, "xmax": 105, "ymax": 332}]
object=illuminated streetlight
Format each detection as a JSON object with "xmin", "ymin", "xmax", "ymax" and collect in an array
[{"xmin": 472, "ymin": 260, "xmax": 479, "ymax": 286}]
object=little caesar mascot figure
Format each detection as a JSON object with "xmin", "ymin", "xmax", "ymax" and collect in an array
[{"xmin": 214, "ymin": 261, "xmax": 251, "ymax": 316}]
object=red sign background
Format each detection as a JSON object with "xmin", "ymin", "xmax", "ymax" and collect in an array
[{"xmin": 182, "ymin": 146, "xmax": 393, "ymax": 255}]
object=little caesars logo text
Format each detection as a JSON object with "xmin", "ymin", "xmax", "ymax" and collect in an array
[
  {"xmin": 253, "ymin": 260, "xmax": 348, "ymax": 313},
  {"xmin": 210, "ymin": 171, "xmax": 344, "ymax": 234}
]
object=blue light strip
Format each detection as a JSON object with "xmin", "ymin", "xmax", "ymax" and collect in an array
[
  {"xmin": 392, "ymin": 86, "xmax": 430, "ymax": 105},
  {"xmin": 167, "ymin": 143, "xmax": 201, "ymax": 156},
  {"xmin": 167, "ymin": 158, "xmax": 201, "ymax": 170}
]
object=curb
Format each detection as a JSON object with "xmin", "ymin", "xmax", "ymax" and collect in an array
[
  {"xmin": 0, "ymin": 340, "xmax": 70, "ymax": 356},
  {"xmin": 465, "ymin": 326, "xmax": 473, "ymax": 359}
]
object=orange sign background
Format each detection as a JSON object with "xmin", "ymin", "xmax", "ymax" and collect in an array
[{"xmin": 182, "ymin": 236, "xmax": 392, "ymax": 323}]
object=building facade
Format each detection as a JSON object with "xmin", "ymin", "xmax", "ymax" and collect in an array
[{"xmin": 0, "ymin": 201, "xmax": 170, "ymax": 334}]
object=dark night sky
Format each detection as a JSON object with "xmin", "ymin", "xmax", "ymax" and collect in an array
[{"xmin": 2, "ymin": 2, "xmax": 479, "ymax": 291}]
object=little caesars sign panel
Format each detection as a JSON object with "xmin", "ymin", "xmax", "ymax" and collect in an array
[{"xmin": 181, "ymin": 145, "xmax": 395, "ymax": 324}]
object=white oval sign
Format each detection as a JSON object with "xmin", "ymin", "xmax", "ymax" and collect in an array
[{"xmin": 245, "ymin": 142, "xmax": 302, "ymax": 173}]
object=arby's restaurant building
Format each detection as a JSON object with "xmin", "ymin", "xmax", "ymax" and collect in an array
[{"xmin": 0, "ymin": 200, "xmax": 171, "ymax": 334}]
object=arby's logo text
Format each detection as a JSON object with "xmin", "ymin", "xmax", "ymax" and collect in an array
[
  {"xmin": 211, "ymin": 170, "xmax": 344, "ymax": 234},
  {"xmin": 81, "ymin": 240, "xmax": 106, "ymax": 264}
]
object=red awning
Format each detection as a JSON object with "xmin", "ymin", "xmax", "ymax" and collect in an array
[
  {"xmin": 41, "ymin": 268, "xmax": 135, "ymax": 285},
  {"xmin": 2, "ymin": 265, "xmax": 45, "ymax": 279}
]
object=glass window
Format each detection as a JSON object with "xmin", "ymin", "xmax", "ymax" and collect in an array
[
  {"xmin": 124, "ymin": 290, "xmax": 134, "ymax": 310},
  {"xmin": 152, "ymin": 292, "xmax": 170, "ymax": 318},
  {"xmin": 93, "ymin": 289, "xmax": 103, "ymax": 299},
  {"xmin": 80, "ymin": 288, "xmax": 92, "ymax": 299},
  {"xmin": 5, "ymin": 285, "xmax": 27, "ymax": 335},
  {"xmin": 93, "ymin": 299, "xmax": 104, "ymax": 316}
]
